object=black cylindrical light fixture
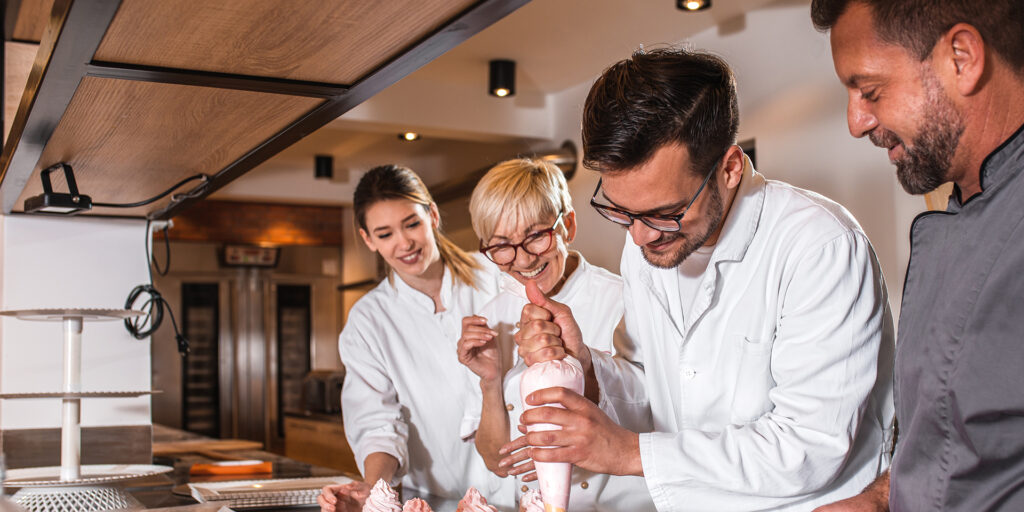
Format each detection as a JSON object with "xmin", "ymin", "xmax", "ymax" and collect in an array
[
  {"xmin": 314, "ymin": 155, "xmax": 333, "ymax": 179},
  {"xmin": 489, "ymin": 59, "xmax": 515, "ymax": 98}
]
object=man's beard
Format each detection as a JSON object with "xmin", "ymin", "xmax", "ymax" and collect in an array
[
  {"xmin": 640, "ymin": 176, "xmax": 725, "ymax": 269},
  {"xmin": 869, "ymin": 71, "xmax": 964, "ymax": 195}
]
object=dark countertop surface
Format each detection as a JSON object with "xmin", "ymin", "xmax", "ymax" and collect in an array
[{"xmin": 129, "ymin": 424, "xmax": 355, "ymax": 510}]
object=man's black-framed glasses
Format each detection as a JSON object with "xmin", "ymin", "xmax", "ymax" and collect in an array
[
  {"xmin": 590, "ymin": 163, "xmax": 716, "ymax": 232},
  {"xmin": 479, "ymin": 211, "xmax": 564, "ymax": 265}
]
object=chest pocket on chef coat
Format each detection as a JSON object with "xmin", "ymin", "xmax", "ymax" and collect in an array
[{"xmin": 728, "ymin": 334, "xmax": 776, "ymax": 424}]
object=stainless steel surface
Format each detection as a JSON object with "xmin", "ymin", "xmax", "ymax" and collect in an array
[{"xmin": 151, "ymin": 247, "xmax": 336, "ymax": 452}]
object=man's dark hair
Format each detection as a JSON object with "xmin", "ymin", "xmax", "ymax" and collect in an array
[
  {"xmin": 582, "ymin": 47, "xmax": 739, "ymax": 176},
  {"xmin": 811, "ymin": 0, "xmax": 1024, "ymax": 71}
]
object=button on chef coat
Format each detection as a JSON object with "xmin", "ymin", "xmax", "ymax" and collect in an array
[
  {"xmin": 592, "ymin": 159, "xmax": 895, "ymax": 511},
  {"xmin": 460, "ymin": 254, "xmax": 655, "ymax": 512},
  {"xmin": 340, "ymin": 255, "xmax": 502, "ymax": 501}
]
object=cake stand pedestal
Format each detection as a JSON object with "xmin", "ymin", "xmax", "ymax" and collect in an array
[{"xmin": 0, "ymin": 309, "xmax": 171, "ymax": 511}]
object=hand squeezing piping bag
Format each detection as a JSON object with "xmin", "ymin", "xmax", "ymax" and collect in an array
[{"xmin": 519, "ymin": 356, "xmax": 584, "ymax": 512}]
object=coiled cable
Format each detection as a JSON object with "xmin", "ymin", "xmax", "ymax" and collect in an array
[{"xmin": 123, "ymin": 220, "xmax": 189, "ymax": 355}]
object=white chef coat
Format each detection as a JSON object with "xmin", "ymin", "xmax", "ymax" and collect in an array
[
  {"xmin": 339, "ymin": 255, "xmax": 503, "ymax": 502},
  {"xmin": 460, "ymin": 254, "xmax": 655, "ymax": 512},
  {"xmin": 591, "ymin": 158, "xmax": 896, "ymax": 511}
]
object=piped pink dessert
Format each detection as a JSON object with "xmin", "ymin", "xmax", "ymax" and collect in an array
[
  {"xmin": 362, "ymin": 479, "xmax": 402, "ymax": 512},
  {"xmin": 401, "ymin": 497, "xmax": 434, "ymax": 512},
  {"xmin": 518, "ymin": 489, "xmax": 544, "ymax": 512},
  {"xmin": 519, "ymin": 356, "xmax": 585, "ymax": 512},
  {"xmin": 455, "ymin": 487, "xmax": 498, "ymax": 512}
]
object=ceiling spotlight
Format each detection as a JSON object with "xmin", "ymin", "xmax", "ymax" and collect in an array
[
  {"xmin": 23, "ymin": 163, "xmax": 93, "ymax": 215},
  {"xmin": 314, "ymin": 155, "xmax": 333, "ymax": 179},
  {"xmin": 398, "ymin": 132, "xmax": 420, "ymax": 142},
  {"xmin": 677, "ymin": 0, "xmax": 711, "ymax": 11},
  {"xmin": 489, "ymin": 59, "xmax": 515, "ymax": 98}
]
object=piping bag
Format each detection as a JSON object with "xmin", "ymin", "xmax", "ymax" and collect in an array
[{"xmin": 519, "ymin": 355, "xmax": 584, "ymax": 512}]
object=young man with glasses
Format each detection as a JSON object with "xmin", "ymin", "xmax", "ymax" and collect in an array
[
  {"xmin": 456, "ymin": 158, "xmax": 655, "ymax": 511},
  {"xmin": 501, "ymin": 48, "xmax": 895, "ymax": 511}
]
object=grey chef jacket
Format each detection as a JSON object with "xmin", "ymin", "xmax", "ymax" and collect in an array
[{"xmin": 891, "ymin": 123, "xmax": 1024, "ymax": 511}]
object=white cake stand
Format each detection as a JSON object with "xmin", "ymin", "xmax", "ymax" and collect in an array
[{"xmin": 0, "ymin": 309, "xmax": 172, "ymax": 511}]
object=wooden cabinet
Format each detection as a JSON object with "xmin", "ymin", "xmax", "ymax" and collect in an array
[{"xmin": 284, "ymin": 416, "xmax": 359, "ymax": 476}]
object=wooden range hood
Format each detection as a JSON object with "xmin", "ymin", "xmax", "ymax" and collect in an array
[{"xmin": 0, "ymin": 0, "xmax": 528, "ymax": 219}]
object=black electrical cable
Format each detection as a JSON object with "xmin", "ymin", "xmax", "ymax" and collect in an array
[
  {"xmin": 123, "ymin": 219, "xmax": 190, "ymax": 356},
  {"xmin": 94, "ymin": 174, "xmax": 209, "ymax": 209}
]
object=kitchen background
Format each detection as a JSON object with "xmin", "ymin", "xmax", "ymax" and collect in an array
[{"xmin": 0, "ymin": 0, "xmax": 937, "ymax": 474}]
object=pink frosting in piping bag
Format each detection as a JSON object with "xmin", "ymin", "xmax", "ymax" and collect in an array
[{"xmin": 519, "ymin": 356, "xmax": 585, "ymax": 512}]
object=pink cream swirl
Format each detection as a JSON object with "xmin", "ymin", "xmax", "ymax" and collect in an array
[
  {"xmin": 362, "ymin": 479, "xmax": 401, "ymax": 512},
  {"xmin": 401, "ymin": 497, "xmax": 434, "ymax": 512},
  {"xmin": 518, "ymin": 489, "xmax": 544, "ymax": 512},
  {"xmin": 455, "ymin": 487, "xmax": 498, "ymax": 512}
]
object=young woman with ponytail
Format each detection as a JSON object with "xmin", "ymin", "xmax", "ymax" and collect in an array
[{"xmin": 319, "ymin": 165, "xmax": 500, "ymax": 512}]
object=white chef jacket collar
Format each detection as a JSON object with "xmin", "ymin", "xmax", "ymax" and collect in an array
[
  {"xmin": 389, "ymin": 261, "xmax": 454, "ymax": 314},
  {"xmin": 707, "ymin": 154, "xmax": 764, "ymax": 267}
]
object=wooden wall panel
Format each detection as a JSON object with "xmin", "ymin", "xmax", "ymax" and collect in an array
[
  {"xmin": 167, "ymin": 200, "xmax": 344, "ymax": 246},
  {"xmin": 14, "ymin": 77, "xmax": 323, "ymax": 217},
  {"xmin": 1, "ymin": 425, "xmax": 151, "ymax": 469},
  {"xmin": 93, "ymin": 0, "xmax": 478, "ymax": 84}
]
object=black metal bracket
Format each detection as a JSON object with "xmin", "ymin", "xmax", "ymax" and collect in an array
[{"xmin": 85, "ymin": 61, "xmax": 349, "ymax": 99}]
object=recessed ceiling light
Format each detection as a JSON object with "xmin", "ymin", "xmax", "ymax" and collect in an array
[
  {"xmin": 677, "ymin": 0, "xmax": 711, "ymax": 11},
  {"xmin": 399, "ymin": 132, "xmax": 420, "ymax": 141}
]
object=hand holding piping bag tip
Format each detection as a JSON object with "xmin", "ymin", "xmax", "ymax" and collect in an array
[{"xmin": 515, "ymin": 280, "xmax": 590, "ymax": 373}]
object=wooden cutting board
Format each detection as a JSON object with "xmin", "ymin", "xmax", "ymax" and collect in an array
[{"xmin": 153, "ymin": 439, "xmax": 263, "ymax": 458}]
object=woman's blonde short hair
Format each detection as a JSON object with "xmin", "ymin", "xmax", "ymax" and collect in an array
[{"xmin": 469, "ymin": 158, "xmax": 573, "ymax": 244}]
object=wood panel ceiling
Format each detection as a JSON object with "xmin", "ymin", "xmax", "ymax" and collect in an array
[{"xmin": 0, "ymin": 0, "xmax": 528, "ymax": 219}]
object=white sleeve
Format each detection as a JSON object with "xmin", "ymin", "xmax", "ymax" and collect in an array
[
  {"xmin": 641, "ymin": 232, "xmax": 889, "ymax": 498},
  {"xmin": 338, "ymin": 312, "xmax": 409, "ymax": 483},
  {"xmin": 459, "ymin": 368, "xmax": 484, "ymax": 441},
  {"xmin": 591, "ymin": 248, "xmax": 651, "ymax": 433},
  {"xmin": 457, "ymin": 295, "xmax": 504, "ymax": 441},
  {"xmin": 592, "ymin": 321, "xmax": 652, "ymax": 434}
]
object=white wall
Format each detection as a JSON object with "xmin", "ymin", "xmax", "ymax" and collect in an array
[
  {"xmin": 551, "ymin": 0, "xmax": 922, "ymax": 317},
  {"xmin": 0, "ymin": 215, "xmax": 151, "ymax": 429}
]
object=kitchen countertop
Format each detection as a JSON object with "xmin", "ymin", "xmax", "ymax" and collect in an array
[
  {"xmin": 130, "ymin": 424, "xmax": 357, "ymax": 510},
  {"xmin": 6, "ymin": 425, "xmax": 480, "ymax": 511}
]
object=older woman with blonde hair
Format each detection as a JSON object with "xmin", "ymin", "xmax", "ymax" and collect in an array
[{"xmin": 457, "ymin": 158, "xmax": 655, "ymax": 511}]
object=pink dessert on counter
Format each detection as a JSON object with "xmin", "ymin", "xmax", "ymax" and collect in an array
[
  {"xmin": 401, "ymin": 497, "xmax": 434, "ymax": 512},
  {"xmin": 362, "ymin": 479, "xmax": 402, "ymax": 512},
  {"xmin": 518, "ymin": 489, "xmax": 545, "ymax": 512},
  {"xmin": 455, "ymin": 487, "xmax": 498, "ymax": 512}
]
